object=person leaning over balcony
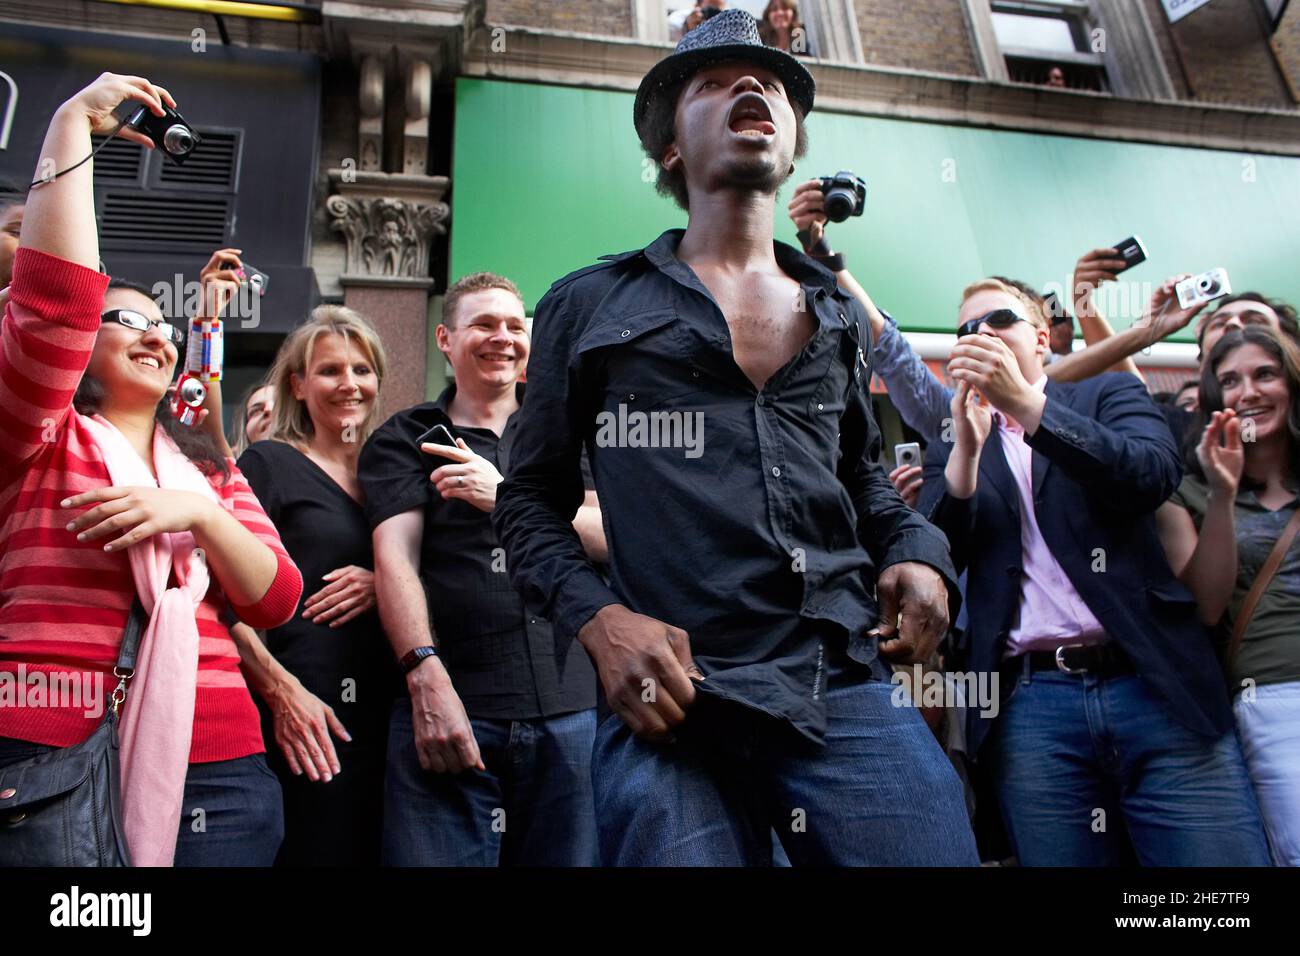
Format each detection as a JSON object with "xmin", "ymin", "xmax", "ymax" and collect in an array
[
  {"xmin": 0, "ymin": 73, "xmax": 303, "ymax": 867},
  {"xmin": 1157, "ymin": 326, "xmax": 1300, "ymax": 866},
  {"xmin": 759, "ymin": 0, "xmax": 803, "ymax": 54}
]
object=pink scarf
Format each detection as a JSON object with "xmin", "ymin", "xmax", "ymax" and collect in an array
[{"xmin": 80, "ymin": 413, "xmax": 220, "ymax": 867}]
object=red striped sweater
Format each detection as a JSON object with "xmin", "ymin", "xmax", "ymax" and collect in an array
[{"xmin": 0, "ymin": 247, "xmax": 302, "ymax": 762}]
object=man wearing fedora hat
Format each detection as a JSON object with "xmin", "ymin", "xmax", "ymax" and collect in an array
[{"xmin": 494, "ymin": 9, "xmax": 978, "ymax": 866}]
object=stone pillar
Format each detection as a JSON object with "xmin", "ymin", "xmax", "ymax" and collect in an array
[{"xmin": 326, "ymin": 170, "xmax": 449, "ymax": 421}]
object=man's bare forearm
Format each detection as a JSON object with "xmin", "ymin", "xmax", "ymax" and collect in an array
[
  {"xmin": 1047, "ymin": 323, "xmax": 1148, "ymax": 383},
  {"xmin": 834, "ymin": 267, "xmax": 885, "ymax": 339},
  {"xmin": 1073, "ymin": 306, "xmax": 1141, "ymax": 378},
  {"xmin": 374, "ymin": 548, "xmax": 435, "ymax": 659}
]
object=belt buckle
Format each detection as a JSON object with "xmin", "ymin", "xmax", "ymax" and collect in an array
[{"xmin": 1055, "ymin": 644, "xmax": 1089, "ymax": 675}]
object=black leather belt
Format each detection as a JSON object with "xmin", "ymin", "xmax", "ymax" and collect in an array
[{"xmin": 1004, "ymin": 643, "xmax": 1135, "ymax": 678}]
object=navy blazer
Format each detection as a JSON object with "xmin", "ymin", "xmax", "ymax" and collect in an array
[{"xmin": 918, "ymin": 372, "xmax": 1232, "ymax": 756}]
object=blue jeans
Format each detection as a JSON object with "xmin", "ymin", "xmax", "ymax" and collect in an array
[
  {"xmin": 1233, "ymin": 680, "xmax": 1300, "ymax": 866},
  {"xmin": 382, "ymin": 702, "xmax": 598, "ymax": 866},
  {"xmin": 592, "ymin": 656, "xmax": 979, "ymax": 866},
  {"xmin": 984, "ymin": 671, "xmax": 1271, "ymax": 866},
  {"xmin": 0, "ymin": 736, "xmax": 283, "ymax": 867}
]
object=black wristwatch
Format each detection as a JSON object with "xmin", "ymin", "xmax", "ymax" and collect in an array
[{"xmin": 400, "ymin": 645, "xmax": 438, "ymax": 674}]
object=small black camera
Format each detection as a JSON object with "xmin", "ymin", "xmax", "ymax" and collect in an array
[
  {"xmin": 817, "ymin": 171, "xmax": 867, "ymax": 223},
  {"xmin": 125, "ymin": 104, "xmax": 201, "ymax": 165}
]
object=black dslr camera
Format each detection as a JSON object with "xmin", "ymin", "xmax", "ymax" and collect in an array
[
  {"xmin": 816, "ymin": 171, "xmax": 867, "ymax": 222},
  {"xmin": 124, "ymin": 104, "xmax": 202, "ymax": 165}
]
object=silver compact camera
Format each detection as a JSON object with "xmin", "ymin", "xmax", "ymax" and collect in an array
[{"xmin": 1175, "ymin": 268, "xmax": 1231, "ymax": 311}]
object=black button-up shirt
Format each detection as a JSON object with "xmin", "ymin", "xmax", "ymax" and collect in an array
[
  {"xmin": 493, "ymin": 229, "xmax": 958, "ymax": 742},
  {"xmin": 358, "ymin": 383, "xmax": 596, "ymax": 720}
]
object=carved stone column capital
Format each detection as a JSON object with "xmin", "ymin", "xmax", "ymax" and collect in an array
[{"xmin": 326, "ymin": 170, "xmax": 450, "ymax": 288}]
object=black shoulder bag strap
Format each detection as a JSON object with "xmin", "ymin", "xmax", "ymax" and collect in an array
[{"xmin": 110, "ymin": 597, "xmax": 148, "ymax": 715}]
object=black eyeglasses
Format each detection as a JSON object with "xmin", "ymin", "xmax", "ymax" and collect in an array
[
  {"xmin": 957, "ymin": 309, "xmax": 1027, "ymax": 339},
  {"xmin": 101, "ymin": 309, "xmax": 183, "ymax": 346}
]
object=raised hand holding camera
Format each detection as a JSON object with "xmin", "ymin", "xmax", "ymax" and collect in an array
[
  {"xmin": 787, "ymin": 172, "xmax": 865, "ymax": 265},
  {"xmin": 123, "ymin": 102, "xmax": 201, "ymax": 164}
]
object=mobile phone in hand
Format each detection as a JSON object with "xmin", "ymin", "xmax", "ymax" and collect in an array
[
  {"xmin": 1110, "ymin": 236, "xmax": 1147, "ymax": 274},
  {"xmin": 417, "ymin": 423, "xmax": 457, "ymax": 453}
]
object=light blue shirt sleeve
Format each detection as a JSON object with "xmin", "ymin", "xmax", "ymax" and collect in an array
[{"xmin": 872, "ymin": 310, "xmax": 955, "ymax": 445}]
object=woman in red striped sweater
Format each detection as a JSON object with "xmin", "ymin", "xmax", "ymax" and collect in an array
[{"xmin": 0, "ymin": 73, "xmax": 303, "ymax": 866}]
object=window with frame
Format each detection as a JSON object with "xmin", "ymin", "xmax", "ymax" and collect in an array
[
  {"xmin": 662, "ymin": 0, "xmax": 820, "ymax": 57},
  {"xmin": 990, "ymin": 0, "xmax": 1109, "ymax": 92}
]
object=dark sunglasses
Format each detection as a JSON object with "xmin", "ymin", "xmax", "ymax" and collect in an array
[
  {"xmin": 101, "ymin": 309, "xmax": 183, "ymax": 346},
  {"xmin": 957, "ymin": 308, "xmax": 1027, "ymax": 339}
]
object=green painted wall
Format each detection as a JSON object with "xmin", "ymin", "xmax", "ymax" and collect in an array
[{"xmin": 450, "ymin": 77, "xmax": 1300, "ymax": 339}]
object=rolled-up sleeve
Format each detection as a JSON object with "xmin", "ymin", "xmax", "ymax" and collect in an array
[{"xmin": 872, "ymin": 311, "xmax": 954, "ymax": 445}]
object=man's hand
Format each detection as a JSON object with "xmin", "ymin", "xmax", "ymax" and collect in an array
[
  {"xmin": 1131, "ymin": 274, "xmax": 1206, "ymax": 346},
  {"xmin": 888, "ymin": 464, "xmax": 924, "ymax": 509},
  {"xmin": 1072, "ymin": 247, "xmax": 1128, "ymax": 320},
  {"xmin": 424, "ymin": 438, "xmax": 503, "ymax": 513},
  {"xmin": 578, "ymin": 604, "xmax": 703, "ymax": 740},
  {"xmin": 873, "ymin": 563, "xmax": 950, "ymax": 664},
  {"xmin": 948, "ymin": 333, "xmax": 1042, "ymax": 427},
  {"xmin": 406, "ymin": 656, "xmax": 483, "ymax": 774},
  {"xmin": 787, "ymin": 178, "xmax": 828, "ymax": 252},
  {"xmin": 943, "ymin": 382, "xmax": 992, "ymax": 499},
  {"xmin": 949, "ymin": 380, "xmax": 992, "ymax": 455}
]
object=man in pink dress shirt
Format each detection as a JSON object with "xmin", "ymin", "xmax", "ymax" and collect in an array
[{"xmin": 918, "ymin": 278, "xmax": 1270, "ymax": 867}]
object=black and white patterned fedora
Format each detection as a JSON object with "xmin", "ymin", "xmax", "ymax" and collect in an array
[{"xmin": 634, "ymin": 8, "xmax": 816, "ymax": 139}]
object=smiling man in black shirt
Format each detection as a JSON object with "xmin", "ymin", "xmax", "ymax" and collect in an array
[
  {"xmin": 360, "ymin": 271, "xmax": 605, "ymax": 866},
  {"xmin": 493, "ymin": 10, "xmax": 978, "ymax": 866}
]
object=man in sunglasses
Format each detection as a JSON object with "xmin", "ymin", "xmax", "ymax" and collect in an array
[{"xmin": 915, "ymin": 278, "xmax": 1270, "ymax": 867}]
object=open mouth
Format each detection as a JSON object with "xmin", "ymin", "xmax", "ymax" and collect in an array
[
  {"xmin": 1236, "ymin": 406, "xmax": 1271, "ymax": 419},
  {"xmin": 478, "ymin": 352, "xmax": 515, "ymax": 363},
  {"xmin": 130, "ymin": 353, "xmax": 162, "ymax": 370},
  {"xmin": 727, "ymin": 94, "xmax": 776, "ymax": 138}
]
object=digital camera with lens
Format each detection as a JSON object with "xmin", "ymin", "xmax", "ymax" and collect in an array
[
  {"xmin": 816, "ymin": 171, "xmax": 867, "ymax": 223},
  {"xmin": 124, "ymin": 104, "xmax": 201, "ymax": 165},
  {"xmin": 1175, "ymin": 268, "xmax": 1231, "ymax": 311}
]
